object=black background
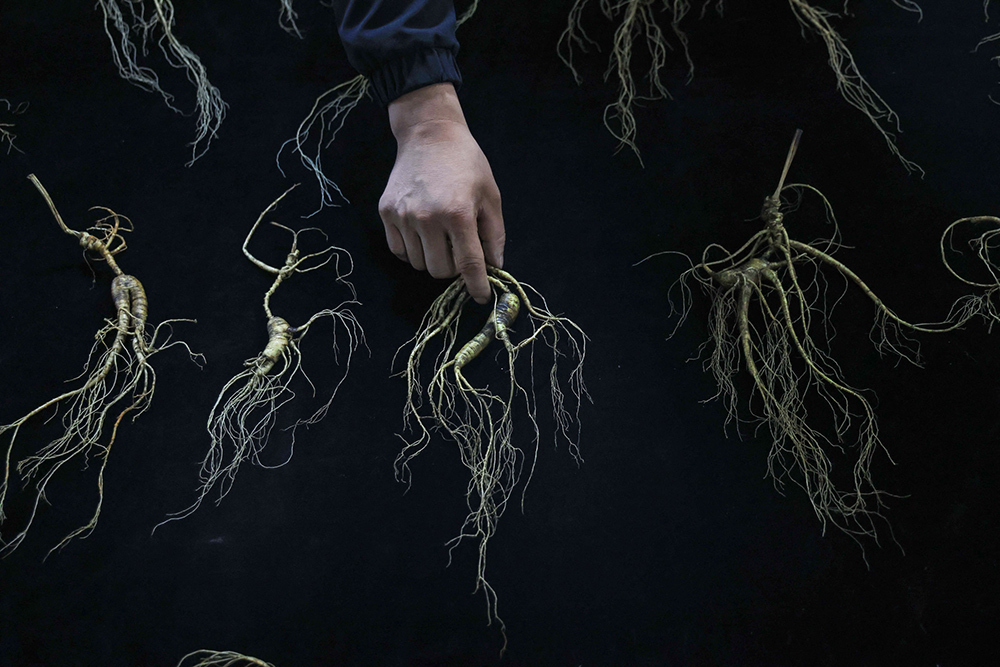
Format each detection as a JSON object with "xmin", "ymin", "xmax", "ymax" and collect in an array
[{"xmin": 1, "ymin": 1, "xmax": 999, "ymax": 665}]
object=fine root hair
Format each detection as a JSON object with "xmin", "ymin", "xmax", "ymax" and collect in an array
[
  {"xmin": 278, "ymin": 0, "xmax": 302, "ymax": 38},
  {"xmin": 558, "ymin": 1, "xmax": 922, "ymax": 171},
  {"xmin": 177, "ymin": 651, "xmax": 274, "ymax": 667},
  {"xmin": 938, "ymin": 215, "xmax": 1000, "ymax": 326},
  {"xmin": 278, "ymin": 2, "xmax": 481, "ymax": 213},
  {"xmin": 156, "ymin": 185, "xmax": 364, "ymax": 530},
  {"xmin": 96, "ymin": 0, "xmax": 227, "ymax": 165},
  {"xmin": 1, "ymin": 98, "xmax": 28, "ymax": 155},
  {"xmin": 558, "ymin": 0, "xmax": 719, "ymax": 163},
  {"xmin": 0, "ymin": 175, "xmax": 201, "ymax": 558},
  {"xmin": 657, "ymin": 131, "xmax": 967, "ymax": 553},
  {"xmin": 394, "ymin": 267, "xmax": 589, "ymax": 650}
]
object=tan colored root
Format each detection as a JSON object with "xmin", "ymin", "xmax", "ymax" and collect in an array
[
  {"xmin": 96, "ymin": 0, "xmax": 227, "ymax": 164},
  {"xmin": 157, "ymin": 187, "xmax": 363, "ymax": 530},
  {"xmin": 0, "ymin": 177, "xmax": 200, "ymax": 557},
  {"xmin": 1, "ymin": 99, "xmax": 27, "ymax": 155},
  {"xmin": 177, "ymin": 651, "xmax": 274, "ymax": 667},
  {"xmin": 661, "ymin": 135, "xmax": 970, "ymax": 549},
  {"xmin": 394, "ymin": 267, "xmax": 588, "ymax": 649}
]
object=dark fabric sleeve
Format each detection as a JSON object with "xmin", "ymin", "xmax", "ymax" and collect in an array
[{"xmin": 328, "ymin": 0, "xmax": 463, "ymax": 107}]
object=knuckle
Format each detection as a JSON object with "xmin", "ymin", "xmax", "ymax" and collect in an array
[{"xmin": 456, "ymin": 255, "xmax": 485, "ymax": 274}]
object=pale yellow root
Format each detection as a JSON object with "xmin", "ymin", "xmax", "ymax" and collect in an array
[
  {"xmin": 177, "ymin": 650, "xmax": 275, "ymax": 667},
  {"xmin": 96, "ymin": 0, "xmax": 227, "ymax": 164},
  {"xmin": 395, "ymin": 267, "xmax": 588, "ymax": 651}
]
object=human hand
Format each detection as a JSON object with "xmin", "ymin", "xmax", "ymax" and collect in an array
[{"xmin": 380, "ymin": 83, "xmax": 505, "ymax": 304}]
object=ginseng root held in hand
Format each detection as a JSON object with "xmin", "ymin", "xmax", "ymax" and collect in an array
[
  {"xmin": 0, "ymin": 175, "xmax": 200, "ymax": 558},
  {"xmin": 657, "ymin": 131, "xmax": 972, "ymax": 549},
  {"xmin": 155, "ymin": 185, "xmax": 363, "ymax": 530},
  {"xmin": 395, "ymin": 267, "xmax": 589, "ymax": 651}
]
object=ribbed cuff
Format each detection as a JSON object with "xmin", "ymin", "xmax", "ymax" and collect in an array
[{"xmin": 368, "ymin": 47, "xmax": 463, "ymax": 107}]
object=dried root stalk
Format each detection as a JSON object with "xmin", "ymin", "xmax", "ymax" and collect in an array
[
  {"xmin": 177, "ymin": 651, "xmax": 274, "ymax": 667},
  {"xmin": 1, "ymin": 98, "xmax": 28, "ymax": 155},
  {"xmin": 558, "ymin": 1, "xmax": 921, "ymax": 171},
  {"xmin": 0, "ymin": 175, "xmax": 199, "ymax": 557},
  {"xmin": 96, "ymin": 0, "xmax": 227, "ymax": 165},
  {"xmin": 662, "ymin": 131, "xmax": 969, "ymax": 545},
  {"xmin": 156, "ymin": 185, "xmax": 363, "ymax": 529},
  {"xmin": 396, "ymin": 267, "xmax": 588, "ymax": 648}
]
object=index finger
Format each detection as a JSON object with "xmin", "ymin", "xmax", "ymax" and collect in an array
[{"xmin": 449, "ymin": 225, "xmax": 491, "ymax": 304}]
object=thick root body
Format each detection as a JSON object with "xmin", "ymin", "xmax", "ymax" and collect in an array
[{"xmin": 0, "ymin": 177, "xmax": 199, "ymax": 556}]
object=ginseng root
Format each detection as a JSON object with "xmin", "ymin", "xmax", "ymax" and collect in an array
[
  {"xmin": 0, "ymin": 175, "xmax": 200, "ymax": 557},
  {"xmin": 395, "ymin": 267, "xmax": 589, "ymax": 650},
  {"xmin": 156, "ymin": 185, "xmax": 363, "ymax": 529},
  {"xmin": 177, "ymin": 651, "xmax": 274, "ymax": 667},
  {"xmin": 558, "ymin": 0, "xmax": 921, "ymax": 171},
  {"xmin": 659, "ymin": 131, "xmax": 971, "ymax": 548}
]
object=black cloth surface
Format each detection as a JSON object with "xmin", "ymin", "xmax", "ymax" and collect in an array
[{"xmin": 0, "ymin": 1, "xmax": 998, "ymax": 665}]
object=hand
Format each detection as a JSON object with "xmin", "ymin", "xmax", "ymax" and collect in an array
[{"xmin": 380, "ymin": 83, "xmax": 505, "ymax": 304}]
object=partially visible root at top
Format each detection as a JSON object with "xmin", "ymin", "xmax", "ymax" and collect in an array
[
  {"xmin": 659, "ymin": 131, "xmax": 967, "ymax": 553},
  {"xmin": 0, "ymin": 175, "xmax": 201, "ymax": 558},
  {"xmin": 156, "ymin": 185, "xmax": 364, "ymax": 530},
  {"xmin": 177, "ymin": 651, "xmax": 274, "ymax": 667},
  {"xmin": 395, "ymin": 267, "xmax": 589, "ymax": 652},
  {"xmin": 558, "ymin": 1, "xmax": 922, "ymax": 172},
  {"xmin": 1, "ymin": 98, "xmax": 28, "ymax": 155},
  {"xmin": 96, "ymin": 0, "xmax": 227, "ymax": 165},
  {"xmin": 558, "ymin": 0, "xmax": 716, "ymax": 163},
  {"xmin": 788, "ymin": 0, "xmax": 923, "ymax": 175}
]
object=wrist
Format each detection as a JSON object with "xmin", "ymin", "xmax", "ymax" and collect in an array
[{"xmin": 388, "ymin": 83, "xmax": 468, "ymax": 143}]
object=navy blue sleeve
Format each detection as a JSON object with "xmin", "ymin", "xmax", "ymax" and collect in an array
[{"xmin": 328, "ymin": 0, "xmax": 463, "ymax": 107}]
